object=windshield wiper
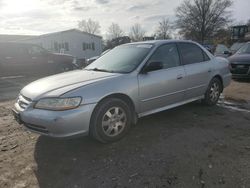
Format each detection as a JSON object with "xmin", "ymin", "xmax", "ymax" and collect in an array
[{"xmin": 85, "ymin": 68, "xmax": 114, "ymax": 73}]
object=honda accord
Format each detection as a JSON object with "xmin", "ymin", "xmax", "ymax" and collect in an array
[{"xmin": 12, "ymin": 40, "xmax": 231, "ymax": 143}]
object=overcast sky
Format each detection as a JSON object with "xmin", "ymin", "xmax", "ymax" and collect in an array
[{"xmin": 0, "ymin": 0, "xmax": 249, "ymax": 37}]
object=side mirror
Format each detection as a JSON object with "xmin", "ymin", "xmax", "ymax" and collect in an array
[{"xmin": 142, "ymin": 61, "xmax": 163, "ymax": 73}]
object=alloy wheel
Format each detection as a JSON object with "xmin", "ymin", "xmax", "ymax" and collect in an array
[
  {"xmin": 102, "ymin": 107, "xmax": 127, "ymax": 137},
  {"xmin": 209, "ymin": 82, "xmax": 220, "ymax": 102}
]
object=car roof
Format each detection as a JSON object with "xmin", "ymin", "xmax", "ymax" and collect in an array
[{"xmin": 122, "ymin": 39, "xmax": 200, "ymax": 47}]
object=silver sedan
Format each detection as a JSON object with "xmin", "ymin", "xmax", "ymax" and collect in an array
[{"xmin": 13, "ymin": 40, "xmax": 231, "ymax": 143}]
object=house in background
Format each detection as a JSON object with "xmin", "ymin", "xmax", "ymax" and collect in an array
[
  {"xmin": 20, "ymin": 29, "xmax": 102, "ymax": 60},
  {"xmin": 0, "ymin": 29, "xmax": 103, "ymax": 61},
  {"xmin": 231, "ymin": 25, "xmax": 250, "ymax": 42}
]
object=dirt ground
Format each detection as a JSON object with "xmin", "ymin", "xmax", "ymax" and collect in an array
[
  {"xmin": 0, "ymin": 79, "xmax": 250, "ymax": 188},
  {"xmin": 223, "ymin": 80, "xmax": 250, "ymax": 102}
]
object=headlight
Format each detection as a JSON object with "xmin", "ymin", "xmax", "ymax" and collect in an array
[{"xmin": 34, "ymin": 97, "xmax": 82, "ymax": 111}]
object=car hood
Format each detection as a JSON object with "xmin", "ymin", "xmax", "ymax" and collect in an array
[
  {"xmin": 21, "ymin": 70, "xmax": 120, "ymax": 100},
  {"xmin": 228, "ymin": 54, "xmax": 250, "ymax": 63}
]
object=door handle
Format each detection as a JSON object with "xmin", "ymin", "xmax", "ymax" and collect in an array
[
  {"xmin": 208, "ymin": 69, "xmax": 212, "ymax": 73},
  {"xmin": 5, "ymin": 56, "xmax": 13, "ymax": 59},
  {"xmin": 177, "ymin": 75, "xmax": 183, "ymax": 79}
]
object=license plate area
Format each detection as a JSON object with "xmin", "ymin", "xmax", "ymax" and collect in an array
[{"xmin": 12, "ymin": 109, "xmax": 22, "ymax": 124}]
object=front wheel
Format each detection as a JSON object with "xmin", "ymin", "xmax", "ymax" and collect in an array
[
  {"xmin": 90, "ymin": 98, "xmax": 132, "ymax": 143},
  {"xmin": 203, "ymin": 77, "xmax": 222, "ymax": 106}
]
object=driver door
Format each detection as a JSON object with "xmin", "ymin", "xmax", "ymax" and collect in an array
[{"xmin": 138, "ymin": 43, "xmax": 186, "ymax": 115}]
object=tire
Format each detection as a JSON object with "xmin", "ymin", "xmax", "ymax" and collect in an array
[
  {"xmin": 203, "ymin": 77, "xmax": 222, "ymax": 106},
  {"xmin": 90, "ymin": 98, "xmax": 132, "ymax": 143}
]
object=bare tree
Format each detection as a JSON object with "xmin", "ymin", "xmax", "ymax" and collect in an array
[
  {"xmin": 155, "ymin": 18, "xmax": 172, "ymax": 39},
  {"xmin": 107, "ymin": 23, "xmax": 124, "ymax": 40},
  {"xmin": 78, "ymin": 18, "xmax": 101, "ymax": 35},
  {"xmin": 129, "ymin": 23, "xmax": 145, "ymax": 42},
  {"xmin": 176, "ymin": 0, "xmax": 232, "ymax": 43},
  {"xmin": 213, "ymin": 28, "xmax": 231, "ymax": 45}
]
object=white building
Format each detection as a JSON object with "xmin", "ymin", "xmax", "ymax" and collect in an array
[{"xmin": 21, "ymin": 29, "xmax": 102, "ymax": 60}]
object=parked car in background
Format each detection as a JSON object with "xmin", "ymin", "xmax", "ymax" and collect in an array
[
  {"xmin": 230, "ymin": 42, "xmax": 245, "ymax": 54},
  {"xmin": 0, "ymin": 42, "xmax": 77, "ymax": 77},
  {"xmin": 86, "ymin": 56, "xmax": 99, "ymax": 65},
  {"xmin": 13, "ymin": 40, "xmax": 231, "ymax": 143},
  {"xmin": 203, "ymin": 44, "xmax": 215, "ymax": 53},
  {"xmin": 228, "ymin": 42, "xmax": 250, "ymax": 79},
  {"xmin": 214, "ymin": 44, "xmax": 232, "ymax": 58},
  {"xmin": 86, "ymin": 49, "xmax": 111, "ymax": 65}
]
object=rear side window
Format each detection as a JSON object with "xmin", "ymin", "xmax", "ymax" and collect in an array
[
  {"xmin": 148, "ymin": 43, "xmax": 180, "ymax": 69},
  {"xmin": 178, "ymin": 43, "xmax": 209, "ymax": 65}
]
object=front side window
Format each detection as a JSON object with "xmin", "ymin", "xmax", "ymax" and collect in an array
[
  {"xmin": 178, "ymin": 43, "xmax": 206, "ymax": 65},
  {"xmin": 148, "ymin": 43, "xmax": 180, "ymax": 69}
]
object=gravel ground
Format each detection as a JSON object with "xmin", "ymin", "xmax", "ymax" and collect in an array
[{"xmin": 0, "ymin": 79, "xmax": 250, "ymax": 188}]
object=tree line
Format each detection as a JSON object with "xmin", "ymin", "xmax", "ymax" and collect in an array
[
  {"xmin": 77, "ymin": 0, "xmax": 248, "ymax": 47},
  {"xmin": 78, "ymin": 18, "xmax": 171, "ymax": 42}
]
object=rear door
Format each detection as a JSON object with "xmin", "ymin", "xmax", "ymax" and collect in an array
[
  {"xmin": 138, "ymin": 43, "xmax": 186, "ymax": 114},
  {"xmin": 177, "ymin": 42, "xmax": 212, "ymax": 99},
  {"xmin": 0, "ymin": 43, "xmax": 31, "ymax": 77}
]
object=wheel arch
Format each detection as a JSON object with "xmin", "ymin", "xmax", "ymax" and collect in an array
[
  {"xmin": 90, "ymin": 93, "xmax": 138, "ymax": 126},
  {"xmin": 213, "ymin": 74, "xmax": 223, "ymax": 92}
]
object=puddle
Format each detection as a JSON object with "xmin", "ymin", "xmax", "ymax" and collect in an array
[{"xmin": 217, "ymin": 96, "xmax": 250, "ymax": 113}]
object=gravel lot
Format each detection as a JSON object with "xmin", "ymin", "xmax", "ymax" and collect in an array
[{"xmin": 0, "ymin": 77, "xmax": 250, "ymax": 188}]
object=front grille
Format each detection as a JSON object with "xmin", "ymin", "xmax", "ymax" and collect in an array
[
  {"xmin": 231, "ymin": 64, "xmax": 250, "ymax": 74},
  {"xmin": 17, "ymin": 95, "xmax": 32, "ymax": 110},
  {"xmin": 24, "ymin": 123, "xmax": 49, "ymax": 134}
]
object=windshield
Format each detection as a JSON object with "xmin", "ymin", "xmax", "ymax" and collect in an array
[
  {"xmin": 215, "ymin": 44, "xmax": 230, "ymax": 54},
  {"xmin": 85, "ymin": 44, "xmax": 153, "ymax": 73},
  {"xmin": 236, "ymin": 43, "xmax": 250, "ymax": 54},
  {"xmin": 230, "ymin": 42, "xmax": 245, "ymax": 51}
]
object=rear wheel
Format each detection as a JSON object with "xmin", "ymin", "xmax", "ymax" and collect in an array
[
  {"xmin": 203, "ymin": 77, "xmax": 222, "ymax": 106},
  {"xmin": 90, "ymin": 98, "xmax": 132, "ymax": 143}
]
